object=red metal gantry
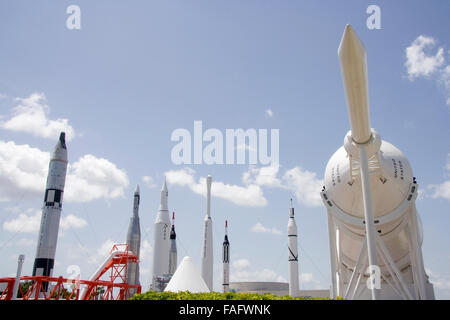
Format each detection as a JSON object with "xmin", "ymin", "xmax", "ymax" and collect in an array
[{"xmin": 0, "ymin": 244, "xmax": 141, "ymax": 300}]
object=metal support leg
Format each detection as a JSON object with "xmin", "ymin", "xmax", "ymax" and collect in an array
[{"xmin": 358, "ymin": 144, "xmax": 380, "ymax": 300}]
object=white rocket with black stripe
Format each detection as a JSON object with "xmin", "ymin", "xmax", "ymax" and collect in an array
[
  {"xmin": 288, "ymin": 199, "xmax": 299, "ymax": 297},
  {"xmin": 168, "ymin": 211, "xmax": 177, "ymax": 276},
  {"xmin": 126, "ymin": 184, "xmax": 141, "ymax": 297},
  {"xmin": 222, "ymin": 220, "xmax": 230, "ymax": 293},
  {"xmin": 151, "ymin": 179, "xmax": 171, "ymax": 291},
  {"xmin": 201, "ymin": 175, "xmax": 213, "ymax": 291},
  {"xmin": 32, "ymin": 132, "xmax": 68, "ymax": 278}
]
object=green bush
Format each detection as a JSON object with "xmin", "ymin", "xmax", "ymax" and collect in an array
[{"xmin": 131, "ymin": 290, "xmax": 337, "ymax": 300}]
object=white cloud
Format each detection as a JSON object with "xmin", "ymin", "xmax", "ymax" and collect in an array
[
  {"xmin": 405, "ymin": 35, "xmax": 445, "ymax": 80},
  {"xmin": 0, "ymin": 92, "xmax": 76, "ymax": 141},
  {"xmin": 64, "ymin": 154, "xmax": 130, "ymax": 202},
  {"xmin": 265, "ymin": 109, "xmax": 273, "ymax": 117},
  {"xmin": 232, "ymin": 259, "xmax": 251, "ymax": 270},
  {"xmin": 243, "ymin": 165, "xmax": 282, "ymax": 188},
  {"xmin": 2, "ymin": 209, "xmax": 41, "ymax": 233},
  {"xmin": 139, "ymin": 240, "xmax": 153, "ymax": 264},
  {"xmin": 405, "ymin": 35, "xmax": 450, "ymax": 106},
  {"xmin": 165, "ymin": 165, "xmax": 324, "ymax": 208},
  {"xmin": 243, "ymin": 165, "xmax": 323, "ymax": 207},
  {"xmin": 60, "ymin": 214, "xmax": 88, "ymax": 230},
  {"xmin": 299, "ymin": 272, "xmax": 323, "ymax": 290},
  {"xmin": 2, "ymin": 209, "xmax": 87, "ymax": 234},
  {"xmin": 283, "ymin": 166, "xmax": 323, "ymax": 207},
  {"xmin": 87, "ymin": 239, "xmax": 116, "ymax": 265},
  {"xmin": 231, "ymin": 268, "xmax": 286, "ymax": 283},
  {"xmin": 165, "ymin": 167, "xmax": 268, "ymax": 207},
  {"xmin": 142, "ymin": 175, "xmax": 157, "ymax": 188},
  {"xmin": 230, "ymin": 257, "xmax": 286, "ymax": 282},
  {"xmin": 0, "ymin": 140, "xmax": 129, "ymax": 203},
  {"xmin": 250, "ymin": 222, "xmax": 282, "ymax": 235},
  {"xmin": 426, "ymin": 268, "xmax": 450, "ymax": 290},
  {"xmin": 429, "ymin": 180, "xmax": 450, "ymax": 201},
  {"xmin": 0, "ymin": 140, "xmax": 49, "ymax": 201},
  {"xmin": 428, "ymin": 154, "xmax": 450, "ymax": 201}
]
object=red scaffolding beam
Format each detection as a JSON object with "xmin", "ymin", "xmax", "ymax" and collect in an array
[{"xmin": 0, "ymin": 244, "xmax": 141, "ymax": 300}]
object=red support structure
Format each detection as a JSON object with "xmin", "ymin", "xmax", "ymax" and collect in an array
[{"xmin": 0, "ymin": 244, "xmax": 141, "ymax": 300}]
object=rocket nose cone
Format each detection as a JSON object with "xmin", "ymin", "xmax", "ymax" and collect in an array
[
  {"xmin": 338, "ymin": 24, "xmax": 366, "ymax": 62},
  {"xmin": 135, "ymin": 184, "xmax": 140, "ymax": 195},
  {"xmin": 52, "ymin": 131, "xmax": 68, "ymax": 161},
  {"xmin": 162, "ymin": 179, "xmax": 168, "ymax": 192},
  {"xmin": 338, "ymin": 24, "xmax": 371, "ymax": 144},
  {"xmin": 58, "ymin": 132, "xmax": 67, "ymax": 149}
]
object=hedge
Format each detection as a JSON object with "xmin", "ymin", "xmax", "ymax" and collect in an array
[{"xmin": 131, "ymin": 290, "xmax": 340, "ymax": 300}]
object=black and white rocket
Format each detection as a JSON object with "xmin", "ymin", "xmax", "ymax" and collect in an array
[
  {"xmin": 126, "ymin": 184, "xmax": 141, "ymax": 297},
  {"xmin": 288, "ymin": 199, "xmax": 299, "ymax": 297},
  {"xmin": 151, "ymin": 179, "xmax": 171, "ymax": 290},
  {"xmin": 32, "ymin": 132, "xmax": 68, "ymax": 278},
  {"xmin": 222, "ymin": 220, "xmax": 230, "ymax": 293},
  {"xmin": 201, "ymin": 175, "xmax": 213, "ymax": 291},
  {"xmin": 168, "ymin": 211, "xmax": 177, "ymax": 276}
]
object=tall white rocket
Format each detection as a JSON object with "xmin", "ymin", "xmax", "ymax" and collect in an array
[
  {"xmin": 201, "ymin": 175, "xmax": 213, "ymax": 291},
  {"xmin": 126, "ymin": 184, "xmax": 141, "ymax": 297},
  {"xmin": 168, "ymin": 211, "xmax": 177, "ymax": 276},
  {"xmin": 151, "ymin": 179, "xmax": 171, "ymax": 290},
  {"xmin": 32, "ymin": 132, "xmax": 68, "ymax": 278},
  {"xmin": 288, "ymin": 199, "xmax": 299, "ymax": 297},
  {"xmin": 222, "ymin": 220, "xmax": 230, "ymax": 293}
]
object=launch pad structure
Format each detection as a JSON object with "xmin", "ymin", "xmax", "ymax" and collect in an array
[{"xmin": 0, "ymin": 244, "xmax": 141, "ymax": 300}]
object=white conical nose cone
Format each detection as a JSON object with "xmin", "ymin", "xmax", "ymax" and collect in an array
[
  {"xmin": 135, "ymin": 184, "xmax": 140, "ymax": 195},
  {"xmin": 338, "ymin": 24, "xmax": 372, "ymax": 144},
  {"xmin": 159, "ymin": 179, "xmax": 168, "ymax": 211},
  {"xmin": 164, "ymin": 256, "xmax": 210, "ymax": 293}
]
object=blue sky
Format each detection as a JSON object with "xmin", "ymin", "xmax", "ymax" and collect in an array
[{"xmin": 0, "ymin": 1, "xmax": 449, "ymax": 298}]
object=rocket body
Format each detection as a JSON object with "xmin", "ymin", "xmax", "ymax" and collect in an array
[
  {"xmin": 32, "ymin": 132, "xmax": 68, "ymax": 278},
  {"xmin": 201, "ymin": 175, "xmax": 213, "ymax": 291},
  {"xmin": 168, "ymin": 212, "xmax": 177, "ymax": 276},
  {"xmin": 288, "ymin": 203, "xmax": 299, "ymax": 297},
  {"xmin": 151, "ymin": 180, "xmax": 171, "ymax": 291},
  {"xmin": 223, "ymin": 221, "xmax": 230, "ymax": 293},
  {"xmin": 126, "ymin": 185, "xmax": 141, "ymax": 297}
]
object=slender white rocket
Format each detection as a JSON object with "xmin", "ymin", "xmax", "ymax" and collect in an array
[
  {"xmin": 151, "ymin": 179, "xmax": 171, "ymax": 291},
  {"xmin": 223, "ymin": 220, "xmax": 230, "ymax": 293},
  {"xmin": 288, "ymin": 199, "xmax": 299, "ymax": 297},
  {"xmin": 32, "ymin": 132, "xmax": 68, "ymax": 280},
  {"xmin": 126, "ymin": 184, "xmax": 141, "ymax": 297},
  {"xmin": 168, "ymin": 211, "xmax": 178, "ymax": 276},
  {"xmin": 201, "ymin": 175, "xmax": 213, "ymax": 291},
  {"xmin": 12, "ymin": 254, "xmax": 25, "ymax": 300}
]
